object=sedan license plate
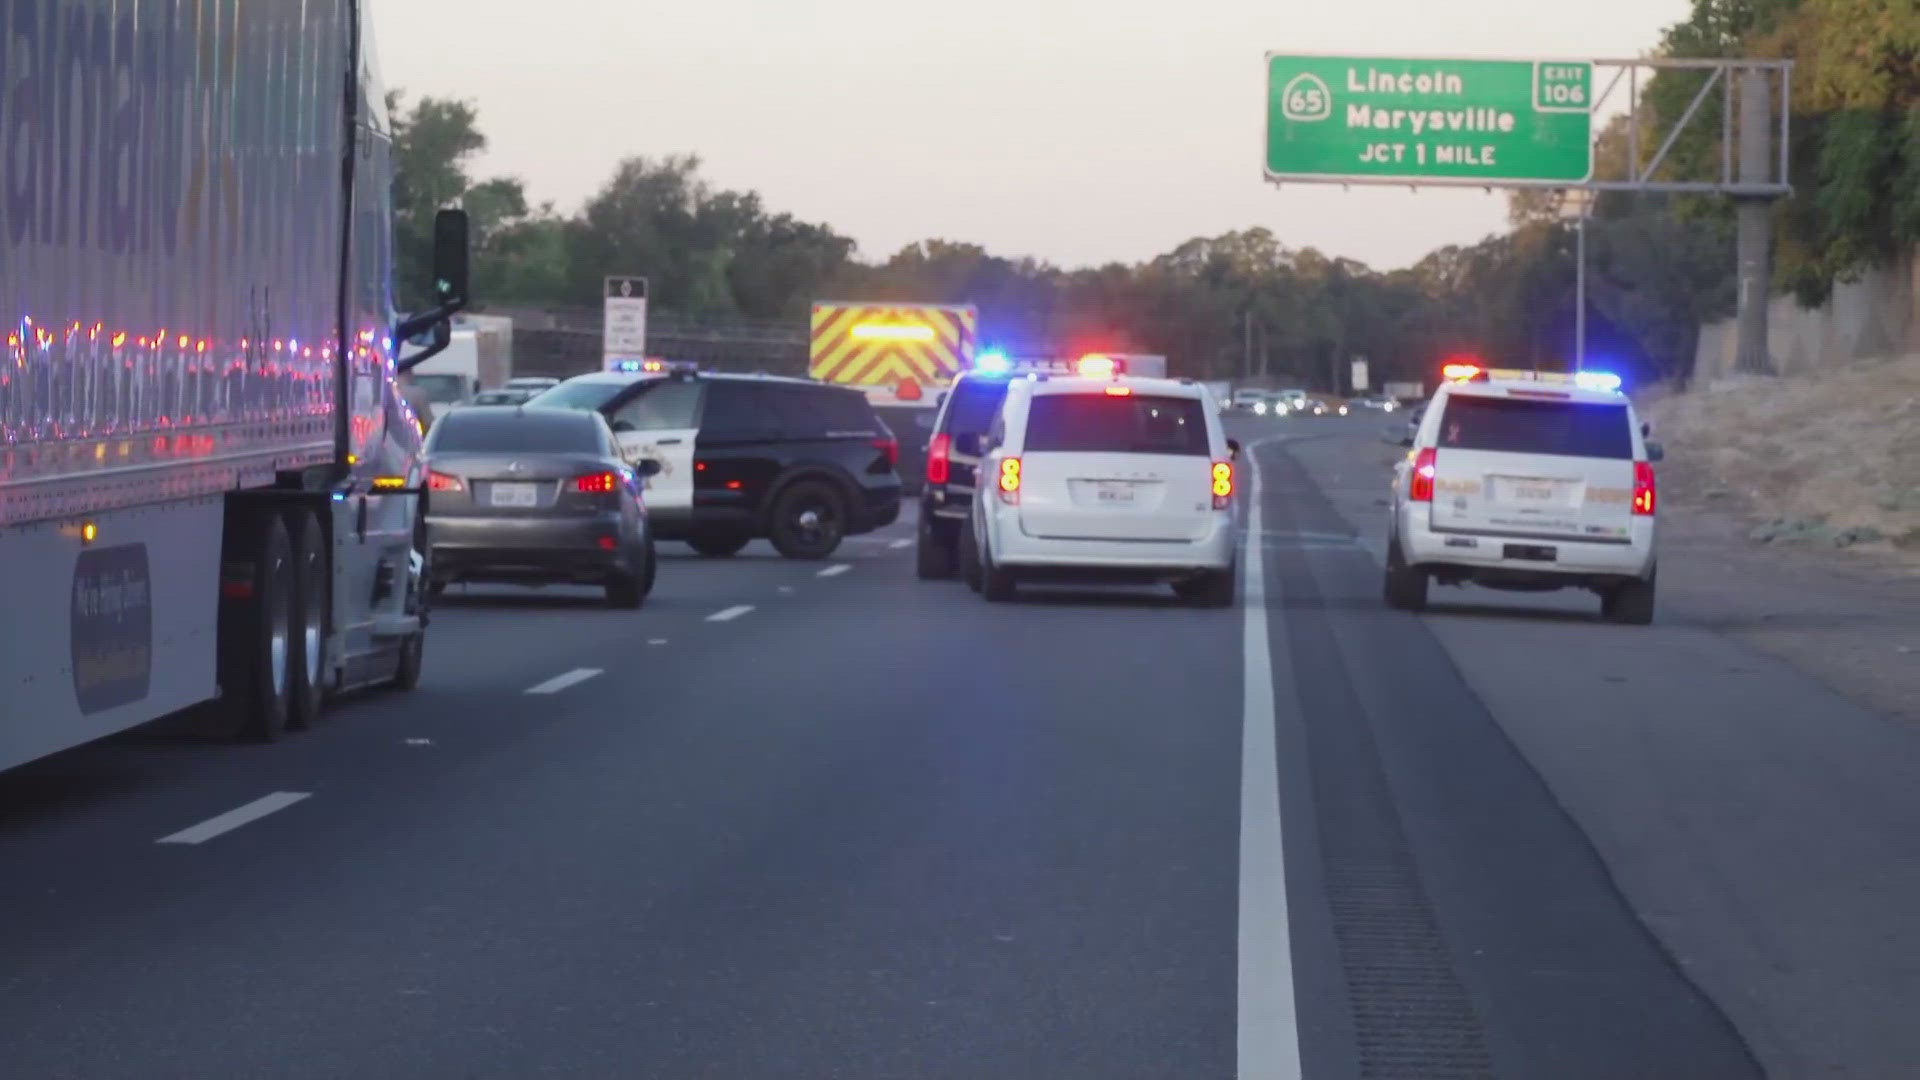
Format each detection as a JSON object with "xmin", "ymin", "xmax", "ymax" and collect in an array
[
  {"xmin": 490, "ymin": 482, "xmax": 539, "ymax": 508},
  {"xmin": 1093, "ymin": 481, "xmax": 1136, "ymax": 504}
]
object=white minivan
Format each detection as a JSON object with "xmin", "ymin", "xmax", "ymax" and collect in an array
[
  {"xmin": 1385, "ymin": 367, "xmax": 1662, "ymax": 623},
  {"xmin": 963, "ymin": 373, "xmax": 1240, "ymax": 605}
]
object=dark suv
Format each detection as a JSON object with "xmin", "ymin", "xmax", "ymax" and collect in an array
[
  {"xmin": 530, "ymin": 371, "xmax": 901, "ymax": 559},
  {"xmin": 915, "ymin": 371, "xmax": 1017, "ymax": 578}
]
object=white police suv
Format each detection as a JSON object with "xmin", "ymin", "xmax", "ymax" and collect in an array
[
  {"xmin": 961, "ymin": 357, "xmax": 1240, "ymax": 605},
  {"xmin": 1384, "ymin": 364, "xmax": 1662, "ymax": 623}
]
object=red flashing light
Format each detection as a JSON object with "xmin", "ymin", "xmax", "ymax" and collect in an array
[
  {"xmin": 997, "ymin": 456, "xmax": 1022, "ymax": 504},
  {"xmin": 574, "ymin": 471, "xmax": 620, "ymax": 494},
  {"xmin": 1633, "ymin": 461, "xmax": 1657, "ymax": 516},
  {"xmin": 926, "ymin": 433, "xmax": 952, "ymax": 485},
  {"xmin": 427, "ymin": 471, "xmax": 464, "ymax": 492},
  {"xmin": 725, "ymin": 480, "xmax": 743, "ymax": 490},
  {"xmin": 1077, "ymin": 354, "xmax": 1117, "ymax": 377},
  {"xmin": 1409, "ymin": 448, "xmax": 1438, "ymax": 502},
  {"xmin": 1212, "ymin": 460, "xmax": 1235, "ymax": 509},
  {"xmin": 1442, "ymin": 363, "xmax": 1483, "ymax": 382},
  {"xmin": 597, "ymin": 536, "xmax": 619, "ymax": 551}
]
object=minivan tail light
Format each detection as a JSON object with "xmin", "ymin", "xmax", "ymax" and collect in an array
[
  {"xmin": 997, "ymin": 456, "xmax": 1021, "ymax": 504},
  {"xmin": 874, "ymin": 435, "xmax": 899, "ymax": 468},
  {"xmin": 427, "ymin": 471, "xmax": 464, "ymax": 493},
  {"xmin": 1633, "ymin": 461, "xmax": 1657, "ymax": 515},
  {"xmin": 1212, "ymin": 460, "xmax": 1234, "ymax": 509},
  {"xmin": 1409, "ymin": 448, "xmax": 1437, "ymax": 502},
  {"xmin": 926, "ymin": 433, "xmax": 952, "ymax": 485},
  {"xmin": 574, "ymin": 471, "xmax": 621, "ymax": 495}
]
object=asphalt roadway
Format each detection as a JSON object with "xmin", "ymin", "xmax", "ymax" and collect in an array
[{"xmin": 0, "ymin": 414, "xmax": 1913, "ymax": 1078}]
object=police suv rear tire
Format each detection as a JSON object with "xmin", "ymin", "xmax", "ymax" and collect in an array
[
  {"xmin": 1177, "ymin": 564, "xmax": 1236, "ymax": 607},
  {"xmin": 1603, "ymin": 570, "xmax": 1656, "ymax": 625},
  {"xmin": 916, "ymin": 517, "xmax": 957, "ymax": 579},
  {"xmin": 1382, "ymin": 538, "xmax": 1428, "ymax": 612},
  {"xmin": 768, "ymin": 479, "xmax": 847, "ymax": 560},
  {"xmin": 960, "ymin": 523, "xmax": 983, "ymax": 592}
]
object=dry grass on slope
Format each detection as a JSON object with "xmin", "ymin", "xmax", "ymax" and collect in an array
[{"xmin": 1641, "ymin": 355, "xmax": 1920, "ymax": 566}]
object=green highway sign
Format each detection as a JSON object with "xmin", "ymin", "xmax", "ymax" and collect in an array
[{"xmin": 1265, "ymin": 55, "xmax": 1593, "ymax": 185}]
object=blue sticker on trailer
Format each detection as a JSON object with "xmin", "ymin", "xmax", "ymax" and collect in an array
[{"xmin": 70, "ymin": 544, "xmax": 153, "ymax": 714}]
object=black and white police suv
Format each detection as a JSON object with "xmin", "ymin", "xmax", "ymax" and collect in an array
[
  {"xmin": 1384, "ymin": 364, "xmax": 1662, "ymax": 623},
  {"xmin": 530, "ymin": 367, "xmax": 902, "ymax": 560},
  {"xmin": 958, "ymin": 357, "xmax": 1240, "ymax": 605}
]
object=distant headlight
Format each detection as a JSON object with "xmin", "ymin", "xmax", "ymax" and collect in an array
[
  {"xmin": 1253, "ymin": 402, "xmax": 1267, "ymax": 414},
  {"xmin": 1338, "ymin": 405, "xmax": 1349, "ymax": 415}
]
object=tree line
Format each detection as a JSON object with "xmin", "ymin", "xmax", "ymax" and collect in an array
[{"xmin": 391, "ymin": 0, "xmax": 1915, "ymax": 389}]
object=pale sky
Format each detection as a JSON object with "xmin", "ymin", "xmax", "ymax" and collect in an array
[{"xmin": 370, "ymin": 0, "xmax": 1687, "ymax": 272}]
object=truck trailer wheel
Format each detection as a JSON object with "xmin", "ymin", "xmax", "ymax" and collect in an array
[
  {"xmin": 287, "ymin": 510, "xmax": 329, "ymax": 730},
  {"xmin": 218, "ymin": 511, "xmax": 296, "ymax": 741}
]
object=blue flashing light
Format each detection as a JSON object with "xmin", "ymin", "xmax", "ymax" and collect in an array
[
  {"xmin": 1575, "ymin": 371, "xmax": 1623, "ymax": 393},
  {"xmin": 614, "ymin": 359, "xmax": 644, "ymax": 372},
  {"xmin": 975, "ymin": 350, "xmax": 1010, "ymax": 374}
]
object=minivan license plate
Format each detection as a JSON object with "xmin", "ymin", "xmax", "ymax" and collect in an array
[
  {"xmin": 1094, "ymin": 481, "xmax": 1136, "ymax": 503},
  {"xmin": 491, "ymin": 482, "xmax": 538, "ymax": 508}
]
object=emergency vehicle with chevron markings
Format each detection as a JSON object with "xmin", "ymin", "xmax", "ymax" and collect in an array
[{"xmin": 809, "ymin": 303, "xmax": 979, "ymax": 408}]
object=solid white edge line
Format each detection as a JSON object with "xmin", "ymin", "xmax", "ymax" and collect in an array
[
  {"xmin": 707, "ymin": 605, "xmax": 754, "ymax": 622},
  {"xmin": 524, "ymin": 667, "xmax": 604, "ymax": 695},
  {"xmin": 157, "ymin": 792, "xmax": 312, "ymax": 845},
  {"xmin": 1239, "ymin": 441, "xmax": 1305, "ymax": 1079},
  {"xmin": 817, "ymin": 563, "xmax": 852, "ymax": 577},
  {"xmin": 888, "ymin": 538, "xmax": 913, "ymax": 550}
]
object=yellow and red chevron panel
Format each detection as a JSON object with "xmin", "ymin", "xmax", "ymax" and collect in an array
[{"xmin": 809, "ymin": 303, "xmax": 977, "ymax": 387}]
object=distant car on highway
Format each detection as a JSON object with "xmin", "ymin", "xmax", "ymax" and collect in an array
[
  {"xmin": 1383, "ymin": 366, "xmax": 1662, "ymax": 623},
  {"xmin": 504, "ymin": 376, "xmax": 561, "ymax": 395},
  {"xmin": 423, "ymin": 406, "xmax": 658, "ymax": 607},
  {"xmin": 962, "ymin": 369, "xmax": 1241, "ymax": 605},
  {"xmin": 1229, "ymin": 388, "xmax": 1269, "ymax": 413},
  {"xmin": 470, "ymin": 388, "xmax": 538, "ymax": 407},
  {"xmin": 1353, "ymin": 395, "xmax": 1400, "ymax": 412},
  {"xmin": 530, "ymin": 370, "xmax": 902, "ymax": 559}
]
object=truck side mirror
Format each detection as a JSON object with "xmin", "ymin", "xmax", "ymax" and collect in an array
[
  {"xmin": 1646, "ymin": 440, "xmax": 1665, "ymax": 463},
  {"xmin": 433, "ymin": 209, "xmax": 471, "ymax": 307},
  {"xmin": 635, "ymin": 459, "xmax": 663, "ymax": 477},
  {"xmin": 1227, "ymin": 438, "xmax": 1242, "ymax": 460}
]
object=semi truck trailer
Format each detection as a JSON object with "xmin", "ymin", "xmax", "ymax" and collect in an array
[{"xmin": 0, "ymin": 0, "xmax": 467, "ymax": 768}]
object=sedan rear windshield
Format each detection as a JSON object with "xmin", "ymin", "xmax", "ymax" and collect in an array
[
  {"xmin": 427, "ymin": 411, "xmax": 602, "ymax": 454},
  {"xmin": 526, "ymin": 379, "xmax": 643, "ymax": 412},
  {"xmin": 1437, "ymin": 395, "xmax": 1633, "ymax": 459},
  {"xmin": 1023, "ymin": 394, "xmax": 1210, "ymax": 455}
]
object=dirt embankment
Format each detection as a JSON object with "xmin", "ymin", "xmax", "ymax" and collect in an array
[{"xmin": 1642, "ymin": 356, "xmax": 1920, "ymax": 571}]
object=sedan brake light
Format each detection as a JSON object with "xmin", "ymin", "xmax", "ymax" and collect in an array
[
  {"xmin": 1409, "ymin": 447, "xmax": 1437, "ymax": 502},
  {"xmin": 574, "ymin": 471, "xmax": 620, "ymax": 494},
  {"xmin": 1633, "ymin": 461, "xmax": 1657, "ymax": 515},
  {"xmin": 427, "ymin": 471, "xmax": 464, "ymax": 493},
  {"xmin": 926, "ymin": 433, "xmax": 952, "ymax": 485}
]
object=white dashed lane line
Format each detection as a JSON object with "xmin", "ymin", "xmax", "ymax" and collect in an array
[
  {"xmin": 707, "ymin": 605, "xmax": 754, "ymax": 622},
  {"xmin": 157, "ymin": 792, "xmax": 312, "ymax": 846},
  {"xmin": 524, "ymin": 668, "xmax": 603, "ymax": 695},
  {"xmin": 888, "ymin": 538, "xmax": 913, "ymax": 550},
  {"xmin": 817, "ymin": 564, "xmax": 852, "ymax": 578}
]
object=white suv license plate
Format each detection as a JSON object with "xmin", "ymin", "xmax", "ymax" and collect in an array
[
  {"xmin": 1093, "ymin": 481, "xmax": 1136, "ymax": 504},
  {"xmin": 490, "ymin": 482, "xmax": 540, "ymax": 508}
]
